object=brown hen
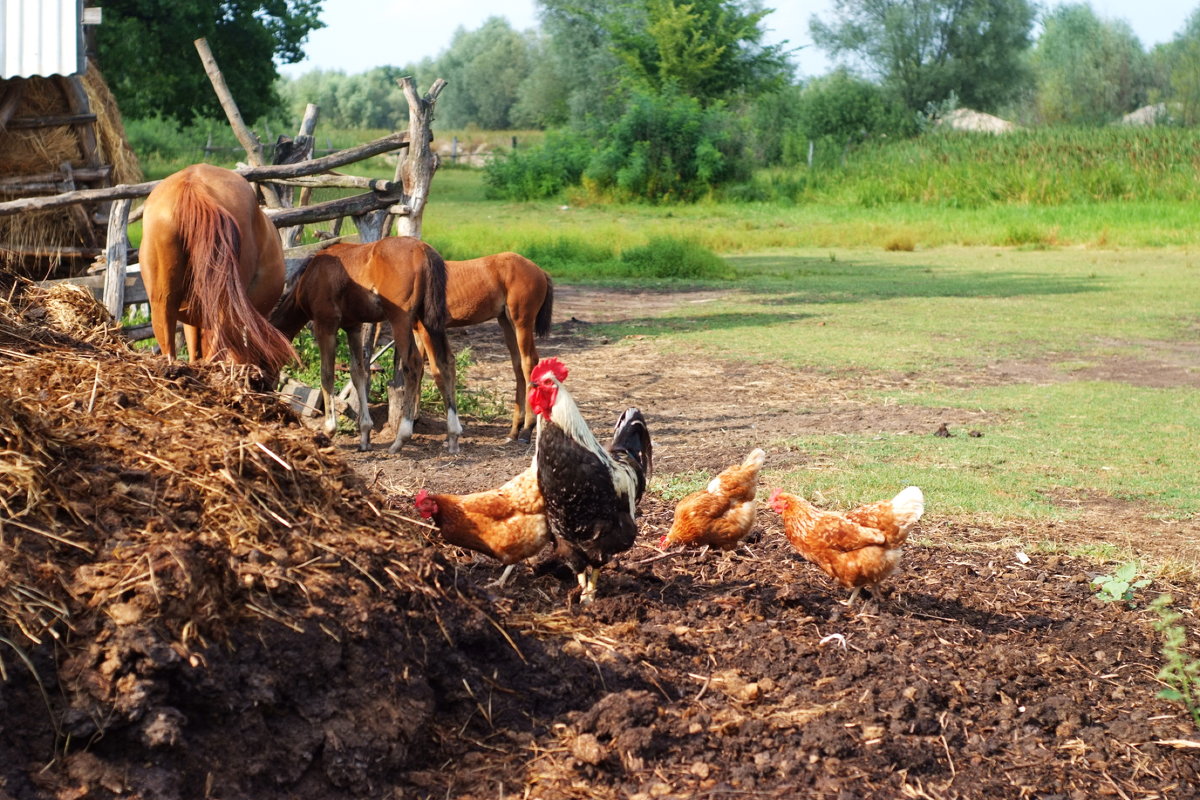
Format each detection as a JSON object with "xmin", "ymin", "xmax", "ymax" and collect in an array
[
  {"xmin": 660, "ymin": 448, "xmax": 766, "ymax": 552},
  {"xmin": 768, "ymin": 486, "xmax": 924, "ymax": 605},
  {"xmin": 414, "ymin": 466, "xmax": 549, "ymax": 585}
]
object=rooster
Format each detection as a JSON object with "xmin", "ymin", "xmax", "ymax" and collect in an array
[
  {"xmin": 768, "ymin": 486, "xmax": 924, "ymax": 606},
  {"xmin": 413, "ymin": 466, "xmax": 549, "ymax": 586},
  {"xmin": 527, "ymin": 357, "xmax": 652, "ymax": 604},
  {"xmin": 660, "ymin": 449, "xmax": 766, "ymax": 552}
]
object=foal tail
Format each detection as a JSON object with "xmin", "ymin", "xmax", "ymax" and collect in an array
[
  {"xmin": 419, "ymin": 242, "xmax": 451, "ymax": 363},
  {"xmin": 535, "ymin": 275, "xmax": 554, "ymax": 338},
  {"xmin": 177, "ymin": 180, "xmax": 296, "ymax": 375}
]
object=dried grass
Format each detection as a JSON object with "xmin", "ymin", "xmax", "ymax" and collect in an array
[
  {"xmin": 1, "ymin": 64, "xmax": 142, "ymax": 278},
  {"xmin": 80, "ymin": 59, "xmax": 143, "ymax": 185}
]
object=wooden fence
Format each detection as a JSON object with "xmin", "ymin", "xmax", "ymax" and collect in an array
[{"xmin": 5, "ymin": 48, "xmax": 448, "ymax": 342}]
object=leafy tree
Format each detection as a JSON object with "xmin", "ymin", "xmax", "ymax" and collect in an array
[
  {"xmin": 810, "ymin": 0, "xmax": 1036, "ymax": 113},
  {"xmin": 96, "ymin": 0, "xmax": 323, "ymax": 123},
  {"xmin": 531, "ymin": 0, "xmax": 635, "ymax": 126},
  {"xmin": 1030, "ymin": 3, "xmax": 1152, "ymax": 124},
  {"xmin": 605, "ymin": 0, "xmax": 792, "ymax": 102},
  {"xmin": 583, "ymin": 87, "xmax": 745, "ymax": 201},
  {"xmin": 1150, "ymin": 8, "xmax": 1200, "ymax": 124},
  {"xmin": 428, "ymin": 18, "xmax": 536, "ymax": 129}
]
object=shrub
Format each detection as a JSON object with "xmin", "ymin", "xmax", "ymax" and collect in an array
[
  {"xmin": 618, "ymin": 237, "xmax": 733, "ymax": 280},
  {"xmin": 583, "ymin": 88, "xmax": 746, "ymax": 202},
  {"xmin": 483, "ymin": 128, "xmax": 593, "ymax": 200}
]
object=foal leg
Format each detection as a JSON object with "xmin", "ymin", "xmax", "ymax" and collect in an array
[
  {"xmin": 314, "ymin": 322, "xmax": 343, "ymax": 439},
  {"xmin": 502, "ymin": 315, "xmax": 539, "ymax": 443},
  {"xmin": 417, "ymin": 322, "xmax": 462, "ymax": 448},
  {"xmin": 387, "ymin": 322, "xmax": 421, "ymax": 454},
  {"xmin": 427, "ymin": 328, "xmax": 462, "ymax": 454},
  {"xmin": 497, "ymin": 317, "xmax": 524, "ymax": 442},
  {"xmin": 346, "ymin": 324, "xmax": 374, "ymax": 451}
]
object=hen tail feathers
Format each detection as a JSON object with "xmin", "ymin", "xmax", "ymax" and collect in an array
[{"xmin": 890, "ymin": 486, "xmax": 925, "ymax": 532}]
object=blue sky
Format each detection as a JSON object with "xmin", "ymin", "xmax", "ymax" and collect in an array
[{"xmin": 278, "ymin": 1, "xmax": 1200, "ymax": 80}]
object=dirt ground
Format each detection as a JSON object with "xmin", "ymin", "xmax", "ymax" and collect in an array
[
  {"xmin": 335, "ymin": 286, "xmax": 1200, "ymax": 798},
  {"xmin": 3, "ymin": 284, "xmax": 1199, "ymax": 800}
]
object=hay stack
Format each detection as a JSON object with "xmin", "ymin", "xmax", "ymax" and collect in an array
[{"xmin": 0, "ymin": 60, "xmax": 143, "ymax": 280}]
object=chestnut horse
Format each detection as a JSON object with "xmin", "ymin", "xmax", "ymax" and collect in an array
[
  {"xmin": 139, "ymin": 164, "xmax": 294, "ymax": 378},
  {"xmin": 270, "ymin": 236, "xmax": 461, "ymax": 454},
  {"xmin": 414, "ymin": 252, "xmax": 553, "ymax": 443}
]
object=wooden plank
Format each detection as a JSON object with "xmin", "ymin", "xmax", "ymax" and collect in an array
[
  {"xmin": 5, "ymin": 113, "xmax": 98, "ymax": 129},
  {"xmin": 102, "ymin": 198, "xmax": 133, "ymax": 318},
  {"xmin": 37, "ymin": 273, "xmax": 148, "ymax": 307},
  {"xmin": 2, "ymin": 244, "xmax": 101, "ymax": 258},
  {"xmin": 283, "ymin": 234, "xmax": 359, "ymax": 281},
  {"xmin": 0, "ymin": 166, "xmax": 111, "ymax": 191},
  {"xmin": 263, "ymin": 189, "xmax": 402, "ymax": 227},
  {"xmin": 0, "ymin": 131, "xmax": 416, "ymax": 218}
]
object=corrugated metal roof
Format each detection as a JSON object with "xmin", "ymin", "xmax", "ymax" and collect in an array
[{"xmin": 0, "ymin": 0, "xmax": 82, "ymax": 79}]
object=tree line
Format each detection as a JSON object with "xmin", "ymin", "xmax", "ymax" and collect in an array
[{"xmin": 94, "ymin": 0, "xmax": 1200, "ymax": 202}]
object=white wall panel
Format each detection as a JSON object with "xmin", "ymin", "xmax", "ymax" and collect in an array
[{"xmin": 0, "ymin": 0, "xmax": 82, "ymax": 78}]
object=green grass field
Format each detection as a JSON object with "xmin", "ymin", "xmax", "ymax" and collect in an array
[{"xmin": 416, "ymin": 171, "xmax": 1199, "ymax": 528}]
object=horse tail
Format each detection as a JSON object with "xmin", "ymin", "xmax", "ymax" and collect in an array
[
  {"xmin": 535, "ymin": 274, "xmax": 554, "ymax": 338},
  {"xmin": 176, "ymin": 179, "xmax": 296, "ymax": 376},
  {"xmin": 420, "ymin": 242, "xmax": 451, "ymax": 363}
]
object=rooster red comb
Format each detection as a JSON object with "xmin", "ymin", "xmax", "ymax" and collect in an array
[
  {"xmin": 531, "ymin": 357, "xmax": 568, "ymax": 384},
  {"xmin": 413, "ymin": 489, "xmax": 436, "ymax": 518}
]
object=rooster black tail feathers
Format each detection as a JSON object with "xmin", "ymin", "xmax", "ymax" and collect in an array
[{"xmin": 611, "ymin": 407, "xmax": 653, "ymax": 482}]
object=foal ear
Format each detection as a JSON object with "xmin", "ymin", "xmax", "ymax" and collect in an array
[{"xmin": 532, "ymin": 357, "xmax": 568, "ymax": 384}]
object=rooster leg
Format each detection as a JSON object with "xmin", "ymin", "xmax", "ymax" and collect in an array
[
  {"xmin": 488, "ymin": 565, "xmax": 516, "ymax": 588},
  {"xmin": 579, "ymin": 567, "xmax": 598, "ymax": 605}
]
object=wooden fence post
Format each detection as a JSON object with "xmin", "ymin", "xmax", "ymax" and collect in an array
[
  {"xmin": 282, "ymin": 103, "xmax": 320, "ymax": 247},
  {"xmin": 388, "ymin": 77, "xmax": 446, "ymax": 239},
  {"xmin": 102, "ymin": 197, "xmax": 132, "ymax": 320},
  {"xmin": 192, "ymin": 37, "xmax": 283, "ymax": 211}
]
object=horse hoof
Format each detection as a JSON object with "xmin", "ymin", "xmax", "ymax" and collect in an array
[
  {"xmin": 387, "ymin": 442, "xmax": 404, "ymax": 455},
  {"xmin": 445, "ymin": 438, "xmax": 460, "ymax": 455}
]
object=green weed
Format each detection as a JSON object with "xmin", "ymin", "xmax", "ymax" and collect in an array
[
  {"xmin": 1149, "ymin": 594, "xmax": 1200, "ymax": 730},
  {"xmin": 1090, "ymin": 561, "xmax": 1151, "ymax": 605}
]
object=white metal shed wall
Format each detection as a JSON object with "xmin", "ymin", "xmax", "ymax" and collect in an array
[{"xmin": 0, "ymin": 0, "xmax": 81, "ymax": 78}]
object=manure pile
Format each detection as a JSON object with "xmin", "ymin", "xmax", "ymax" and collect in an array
[{"xmin": 0, "ymin": 281, "xmax": 511, "ymax": 799}]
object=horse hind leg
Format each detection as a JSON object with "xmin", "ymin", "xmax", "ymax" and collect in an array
[
  {"xmin": 346, "ymin": 324, "xmax": 374, "ymax": 451},
  {"xmin": 502, "ymin": 314, "xmax": 538, "ymax": 443},
  {"xmin": 184, "ymin": 323, "xmax": 202, "ymax": 361},
  {"xmin": 497, "ymin": 316, "xmax": 525, "ymax": 442},
  {"xmin": 417, "ymin": 322, "xmax": 463, "ymax": 454},
  {"xmin": 432, "ymin": 331, "xmax": 462, "ymax": 454},
  {"xmin": 387, "ymin": 322, "xmax": 420, "ymax": 454}
]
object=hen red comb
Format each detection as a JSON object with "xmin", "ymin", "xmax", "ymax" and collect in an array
[
  {"xmin": 531, "ymin": 357, "xmax": 568, "ymax": 384},
  {"xmin": 768, "ymin": 488, "xmax": 782, "ymax": 503}
]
